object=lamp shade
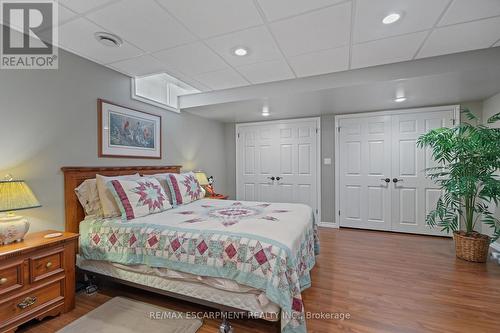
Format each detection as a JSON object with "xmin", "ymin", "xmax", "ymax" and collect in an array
[
  {"xmin": 0, "ymin": 180, "xmax": 41, "ymax": 212},
  {"xmin": 194, "ymin": 171, "xmax": 209, "ymax": 186}
]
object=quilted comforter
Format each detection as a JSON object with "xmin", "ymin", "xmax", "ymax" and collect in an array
[{"xmin": 79, "ymin": 198, "xmax": 319, "ymax": 333}]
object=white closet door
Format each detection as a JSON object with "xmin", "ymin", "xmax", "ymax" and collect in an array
[
  {"xmin": 391, "ymin": 110, "xmax": 454, "ymax": 235},
  {"xmin": 274, "ymin": 120, "xmax": 318, "ymax": 210},
  {"xmin": 338, "ymin": 116, "xmax": 392, "ymax": 230},
  {"xmin": 236, "ymin": 118, "xmax": 320, "ymax": 220},
  {"xmin": 237, "ymin": 124, "xmax": 278, "ymax": 203}
]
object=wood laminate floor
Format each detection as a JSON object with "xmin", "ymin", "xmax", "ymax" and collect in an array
[{"xmin": 17, "ymin": 228, "xmax": 500, "ymax": 333}]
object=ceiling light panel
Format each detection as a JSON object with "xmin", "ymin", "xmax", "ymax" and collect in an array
[
  {"xmin": 382, "ymin": 13, "xmax": 401, "ymax": 24},
  {"xmin": 86, "ymin": 0, "xmax": 195, "ymax": 52},
  {"xmin": 354, "ymin": 0, "xmax": 449, "ymax": 43},
  {"xmin": 156, "ymin": 0, "xmax": 263, "ymax": 38},
  {"xmin": 234, "ymin": 48, "xmax": 249, "ymax": 56},
  {"xmin": 270, "ymin": 2, "xmax": 351, "ymax": 57},
  {"xmin": 206, "ymin": 26, "xmax": 283, "ymax": 66}
]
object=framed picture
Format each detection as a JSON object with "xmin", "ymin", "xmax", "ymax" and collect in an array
[{"xmin": 98, "ymin": 99, "xmax": 162, "ymax": 159}]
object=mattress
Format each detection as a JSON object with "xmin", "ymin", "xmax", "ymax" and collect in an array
[
  {"xmin": 77, "ymin": 256, "xmax": 281, "ymax": 319},
  {"xmin": 79, "ymin": 198, "xmax": 319, "ymax": 333}
]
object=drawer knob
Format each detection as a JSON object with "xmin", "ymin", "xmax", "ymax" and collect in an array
[
  {"xmin": 46, "ymin": 261, "xmax": 53, "ymax": 268},
  {"xmin": 0, "ymin": 277, "xmax": 7, "ymax": 285},
  {"xmin": 18, "ymin": 296, "xmax": 37, "ymax": 309}
]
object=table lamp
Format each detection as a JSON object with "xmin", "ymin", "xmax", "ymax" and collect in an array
[
  {"xmin": 194, "ymin": 171, "xmax": 212, "ymax": 196},
  {"xmin": 0, "ymin": 177, "xmax": 41, "ymax": 245}
]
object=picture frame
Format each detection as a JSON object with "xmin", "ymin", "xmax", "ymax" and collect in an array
[{"xmin": 98, "ymin": 99, "xmax": 162, "ymax": 159}]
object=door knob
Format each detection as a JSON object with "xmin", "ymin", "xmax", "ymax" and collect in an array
[
  {"xmin": 380, "ymin": 178, "xmax": 390, "ymax": 183},
  {"xmin": 276, "ymin": 177, "xmax": 282, "ymax": 181},
  {"xmin": 393, "ymin": 178, "xmax": 403, "ymax": 183},
  {"xmin": 267, "ymin": 176, "xmax": 275, "ymax": 181}
]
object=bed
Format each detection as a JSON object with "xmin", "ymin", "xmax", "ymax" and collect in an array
[{"xmin": 62, "ymin": 166, "xmax": 319, "ymax": 333}]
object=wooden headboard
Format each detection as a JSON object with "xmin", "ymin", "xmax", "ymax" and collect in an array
[{"xmin": 61, "ymin": 166, "xmax": 181, "ymax": 233}]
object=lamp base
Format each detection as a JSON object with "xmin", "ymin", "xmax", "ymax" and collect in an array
[{"xmin": 0, "ymin": 217, "xmax": 30, "ymax": 245}]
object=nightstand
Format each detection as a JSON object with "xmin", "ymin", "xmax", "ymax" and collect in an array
[
  {"xmin": 0, "ymin": 230, "xmax": 79, "ymax": 333},
  {"xmin": 207, "ymin": 194, "xmax": 229, "ymax": 200}
]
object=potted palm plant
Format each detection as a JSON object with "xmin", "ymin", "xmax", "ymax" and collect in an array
[{"xmin": 417, "ymin": 109, "xmax": 500, "ymax": 262}]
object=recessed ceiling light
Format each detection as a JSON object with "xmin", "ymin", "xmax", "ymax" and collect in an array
[
  {"xmin": 95, "ymin": 32, "xmax": 123, "ymax": 47},
  {"xmin": 262, "ymin": 105, "xmax": 270, "ymax": 117},
  {"xmin": 382, "ymin": 12, "xmax": 402, "ymax": 25},
  {"xmin": 394, "ymin": 97, "xmax": 407, "ymax": 103},
  {"xmin": 233, "ymin": 47, "xmax": 249, "ymax": 57}
]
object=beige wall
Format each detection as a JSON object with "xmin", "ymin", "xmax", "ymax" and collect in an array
[
  {"xmin": 0, "ymin": 49, "xmax": 228, "ymax": 233},
  {"xmin": 482, "ymin": 92, "xmax": 500, "ymax": 244}
]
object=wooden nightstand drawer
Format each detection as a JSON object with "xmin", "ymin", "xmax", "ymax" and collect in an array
[
  {"xmin": 0, "ymin": 278, "xmax": 64, "ymax": 325},
  {"xmin": 30, "ymin": 247, "xmax": 64, "ymax": 283},
  {"xmin": 0, "ymin": 260, "xmax": 24, "ymax": 296},
  {"xmin": 0, "ymin": 230, "xmax": 78, "ymax": 332}
]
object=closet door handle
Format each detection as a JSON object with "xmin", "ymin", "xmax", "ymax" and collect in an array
[
  {"xmin": 276, "ymin": 177, "xmax": 282, "ymax": 181},
  {"xmin": 267, "ymin": 176, "xmax": 275, "ymax": 181},
  {"xmin": 381, "ymin": 178, "xmax": 390, "ymax": 183},
  {"xmin": 393, "ymin": 178, "xmax": 403, "ymax": 183}
]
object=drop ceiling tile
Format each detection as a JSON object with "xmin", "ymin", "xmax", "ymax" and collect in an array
[
  {"xmin": 206, "ymin": 26, "xmax": 283, "ymax": 67},
  {"xmin": 195, "ymin": 68, "xmax": 248, "ymax": 90},
  {"xmin": 256, "ymin": 0, "xmax": 347, "ymax": 22},
  {"xmin": 87, "ymin": 0, "xmax": 195, "ymax": 52},
  {"xmin": 153, "ymin": 42, "xmax": 228, "ymax": 76},
  {"xmin": 439, "ymin": 0, "xmax": 500, "ymax": 26},
  {"xmin": 58, "ymin": 4, "xmax": 77, "ymax": 24},
  {"xmin": 352, "ymin": 31, "xmax": 428, "ymax": 69},
  {"xmin": 58, "ymin": 0, "xmax": 116, "ymax": 14},
  {"xmin": 157, "ymin": 0, "xmax": 262, "ymax": 38},
  {"xmin": 270, "ymin": 3, "xmax": 351, "ymax": 57},
  {"xmin": 109, "ymin": 55, "xmax": 167, "ymax": 76},
  {"xmin": 417, "ymin": 16, "xmax": 500, "ymax": 59},
  {"xmin": 58, "ymin": 18, "xmax": 143, "ymax": 64},
  {"xmin": 289, "ymin": 46, "xmax": 349, "ymax": 77},
  {"xmin": 237, "ymin": 60, "xmax": 294, "ymax": 84},
  {"xmin": 354, "ymin": 0, "xmax": 449, "ymax": 43}
]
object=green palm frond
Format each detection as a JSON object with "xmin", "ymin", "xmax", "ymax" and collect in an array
[{"xmin": 418, "ymin": 108, "xmax": 500, "ymax": 242}]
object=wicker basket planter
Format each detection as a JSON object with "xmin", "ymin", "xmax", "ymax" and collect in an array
[{"xmin": 453, "ymin": 231, "xmax": 490, "ymax": 263}]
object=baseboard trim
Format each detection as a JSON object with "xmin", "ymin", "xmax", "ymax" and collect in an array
[
  {"xmin": 490, "ymin": 242, "xmax": 500, "ymax": 253},
  {"xmin": 319, "ymin": 222, "xmax": 339, "ymax": 228}
]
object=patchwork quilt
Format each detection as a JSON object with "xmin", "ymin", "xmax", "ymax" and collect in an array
[{"xmin": 79, "ymin": 199, "xmax": 320, "ymax": 333}]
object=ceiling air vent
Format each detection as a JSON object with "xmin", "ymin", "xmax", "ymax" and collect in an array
[{"xmin": 94, "ymin": 32, "xmax": 123, "ymax": 48}]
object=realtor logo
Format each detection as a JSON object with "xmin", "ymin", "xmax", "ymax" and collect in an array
[{"xmin": 1, "ymin": 0, "xmax": 58, "ymax": 69}]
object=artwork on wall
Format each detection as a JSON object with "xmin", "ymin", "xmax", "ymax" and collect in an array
[{"xmin": 98, "ymin": 99, "xmax": 162, "ymax": 159}]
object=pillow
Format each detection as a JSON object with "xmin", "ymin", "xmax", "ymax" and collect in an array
[
  {"xmin": 75, "ymin": 179, "xmax": 103, "ymax": 216},
  {"xmin": 108, "ymin": 177, "xmax": 171, "ymax": 220},
  {"xmin": 164, "ymin": 172, "xmax": 204, "ymax": 207},
  {"xmin": 152, "ymin": 173, "xmax": 175, "ymax": 204},
  {"xmin": 96, "ymin": 173, "xmax": 141, "ymax": 218}
]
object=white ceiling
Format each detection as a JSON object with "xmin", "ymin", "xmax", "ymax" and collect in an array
[
  {"xmin": 45, "ymin": 0, "xmax": 500, "ymax": 92},
  {"xmin": 183, "ymin": 47, "xmax": 500, "ymax": 122}
]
